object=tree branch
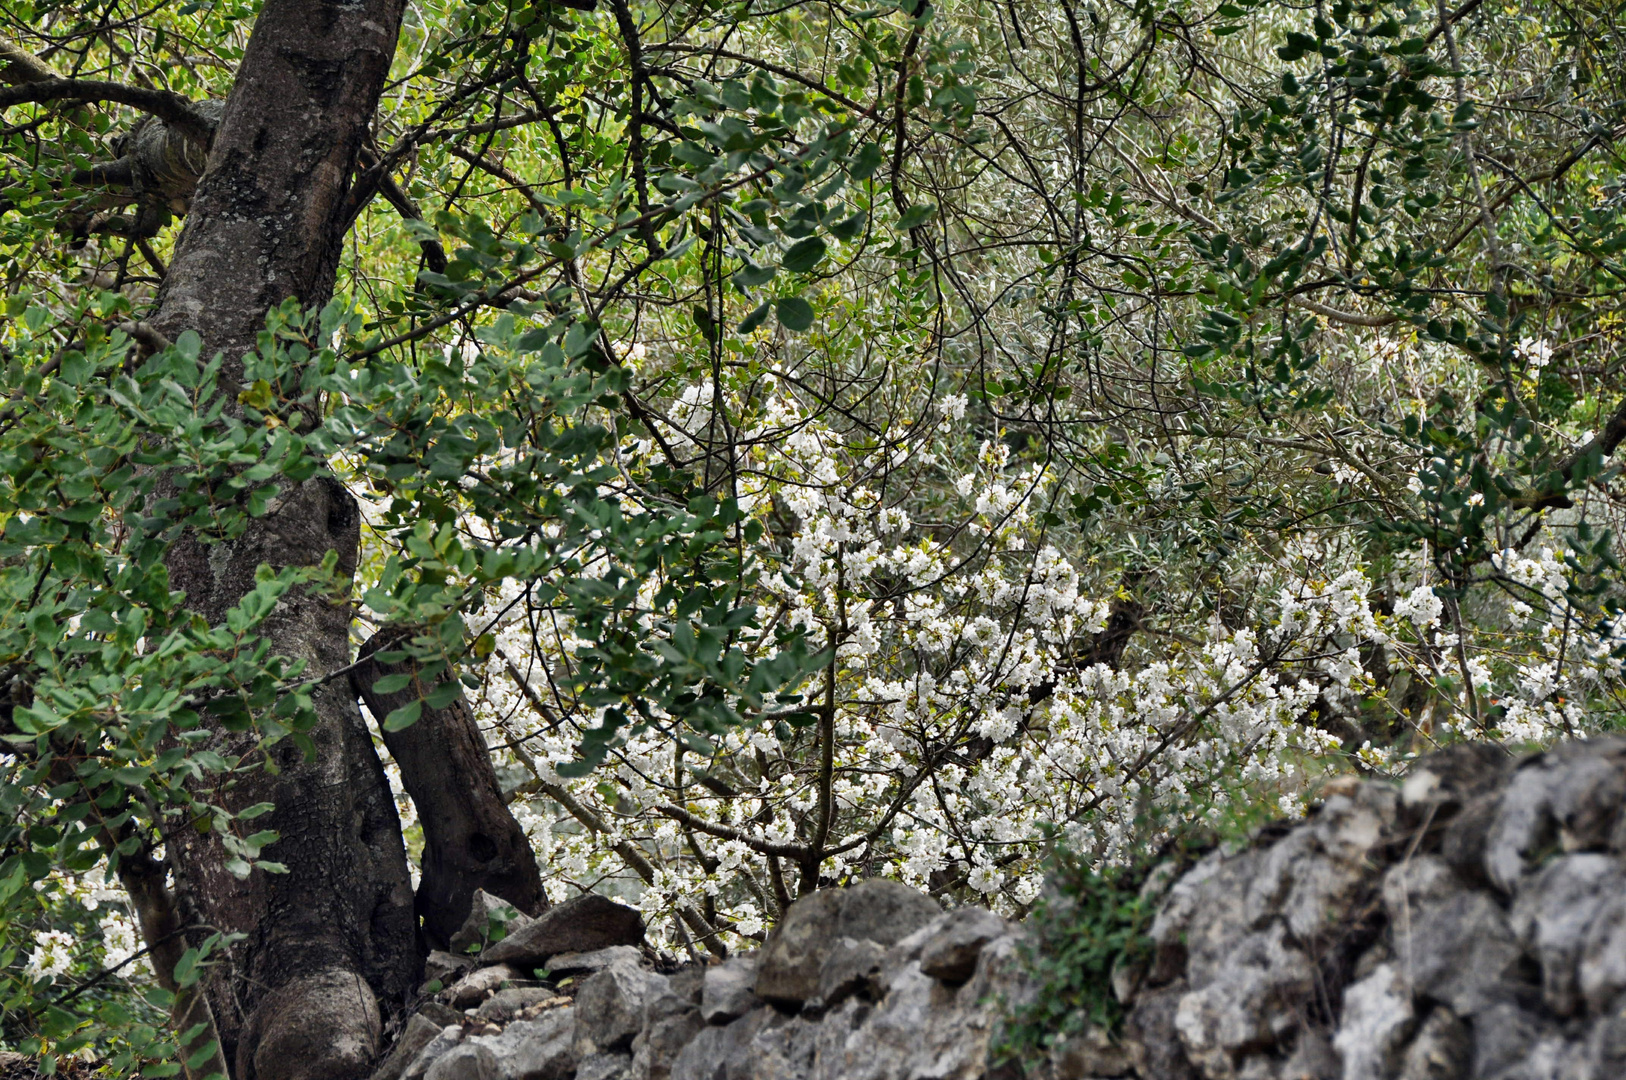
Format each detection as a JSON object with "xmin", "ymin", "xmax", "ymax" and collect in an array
[
  {"xmin": 656, "ymin": 802, "xmax": 810, "ymax": 859},
  {"xmin": 1290, "ymin": 296, "xmax": 1400, "ymax": 328},
  {"xmin": 0, "ymin": 79, "xmax": 216, "ymax": 140},
  {"xmin": 1516, "ymin": 398, "xmax": 1626, "ymax": 511},
  {"xmin": 0, "ymin": 37, "xmax": 57, "ymax": 85}
]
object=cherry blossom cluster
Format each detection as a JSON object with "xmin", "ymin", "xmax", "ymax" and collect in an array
[{"xmin": 440, "ymin": 379, "xmax": 1423, "ymax": 950}]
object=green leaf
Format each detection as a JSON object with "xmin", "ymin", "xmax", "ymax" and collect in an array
[
  {"xmin": 828, "ymin": 211, "xmax": 867, "ymax": 241},
  {"xmin": 369, "ymin": 673, "xmax": 414, "ymax": 695},
  {"xmin": 185, "ymin": 1041, "xmax": 221, "ymax": 1071},
  {"xmin": 775, "ymin": 297, "xmax": 815, "ymax": 332},
  {"xmin": 733, "ymin": 260, "xmax": 776, "ymax": 288},
  {"xmin": 780, "ymin": 237, "xmax": 827, "ymax": 274},
  {"xmin": 383, "ymin": 701, "xmax": 422, "ymax": 731},
  {"xmin": 849, "ymin": 142, "xmax": 884, "ymax": 181},
  {"xmin": 896, "ymin": 203, "xmax": 936, "ymax": 230},
  {"xmin": 423, "ymin": 681, "xmax": 462, "ymax": 709},
  {"xmin": 738, "ymin": 302, "xmax": 771, "ymax": 334},
  {"xmin": 173, "ymin": 948, "xmax": 203, "ymax": 988}
]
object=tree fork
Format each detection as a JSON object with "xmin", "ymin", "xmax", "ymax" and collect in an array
[{"xmin": 353, "ymin": 633, "xmax": 548, "ymax": 949}]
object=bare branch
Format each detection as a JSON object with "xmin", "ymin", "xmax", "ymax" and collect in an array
[{"xmin": 1290, "ymin": 296, "xmax": 1401, "ymax": 328}]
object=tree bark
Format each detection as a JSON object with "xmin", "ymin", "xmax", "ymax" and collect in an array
[
  {"xmin": 149, "ymin": 2, "xmax": 417, "ymax": 1078},
  {"xmin": 354, "ymin": 635, "xmax": 548, "ymax": 949}
]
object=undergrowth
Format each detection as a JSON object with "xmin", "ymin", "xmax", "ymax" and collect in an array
[
  {"xmin": 995, "ymin": 855, "xmax": 1155, "ymax": 1069},
  {"xmin": 994, "ymin": 775, "xmax": 1312, "ymax": 1069}
]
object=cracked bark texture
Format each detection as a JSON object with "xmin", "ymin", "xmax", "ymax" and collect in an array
[{"xmin": 150, "ymin": 2, "xmax": 417, "ymax": 1078}]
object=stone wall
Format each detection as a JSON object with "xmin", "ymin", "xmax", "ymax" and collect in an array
[
  {"xmin": 371, "ymin": 738, "xmax": 1626, "ymax": 1080},
  {"xmin": 372, "ymin": 879, "xmax": 1029, "ymax": 1080},
  {"xmin": 1122, "ymin": 738, "xmax": 1626, "ymax": 1080}
]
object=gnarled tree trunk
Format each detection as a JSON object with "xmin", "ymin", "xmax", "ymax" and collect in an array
[{"xmin": 150, "ymin": 2, "xmax": 418, "ymax": 1078}]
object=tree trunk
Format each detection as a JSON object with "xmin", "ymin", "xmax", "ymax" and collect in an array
[
  {"xmin": 354, "ymin": 635, "xmax": 548, "ymax": 949},
  {"xmin": 150, "ymin": 2, "xmax": 417, "ymax": 1078}
]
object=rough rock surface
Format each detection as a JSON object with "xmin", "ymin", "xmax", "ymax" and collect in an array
[
  {"xmin": 700, "ymin": 957, "xmax": 762, "ymax": 1025},
  {"xmin": 549, "ymin": 946, "xmax": 646, "ymax": 977},
  {"xmin": 382, "ymin": 879, "xmax": 1026, "ymax": 1080},
  {"xmin": 755, "ymin": 880, "xmax": 942, "ymax": 1005},
  {"xmin": 452, "ymin": 889, "xmax": 536, "ymax": 955},
  {"xmin": 483, "ymin": 893, "xmax": 648, "ymax": 968},
  {"xmin": 378, "ymin": 739, "xmax": 1626, "ymax": 1080},
  {"xmin": 1125, "ymin": 737, "xmax": 1626, "ymax": 1079},
  {"xmin": 919, "ymin": 908, "xmax": 1010, "ymax": 983},
  {"xmin": 445, "ymin": 963, "xmax": 529, "ymax": 1009}
]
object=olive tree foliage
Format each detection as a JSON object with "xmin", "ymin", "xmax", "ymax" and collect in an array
[{"xmin": 0, "ymin": 0, "xmax": 1622, "ymax": 1067}]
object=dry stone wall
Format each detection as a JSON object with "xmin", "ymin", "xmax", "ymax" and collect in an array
[
  {"xmin": 372, "ymin": 738, "xmax": 1626, "ymax": 1080},
  {"xmin": 372, "ymin": 878, "xmax": 1029, "ymax": 1080},
  {"xmin": 1124, "ymin": 737, "xmax": 1626, "ymax": 1080}
]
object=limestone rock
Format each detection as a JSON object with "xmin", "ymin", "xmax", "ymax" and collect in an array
[
  {"xmin": 576, "ymin": 1052, "xmax": 634, "ymax": 1080},
  {"xmin": 755, "ymin": 880, "xmax": 940, "ymax": 1005},
  {"xmin": 545, "ymin": 945, "xmax": 645, "ymax": 976},
  {"xmin": 1580, "ymin": 892, "xmax": 1626, "ymax": 1013},
  {"xmin": 666, "ymin": 965, "xmax": 705, "ymax": 1008},
  {"xmin": 1396, "ymin": 1008, "xmax": 1468, "ymax": 1080},
  {"xmin": 1242, "ymin": 781, "xmax": 1395, "ymax": 942},
  {"xmin": 670, "ymin": 1006, "xmax": 774, "ymax": 1080},
  {"xmin": 754, "ymin": 889, "xmax": 843, "ymax": 1007},
  {"xmin": 701, "ymin": 956, "xmax": 762, "ymax": 1025},
  {"xmin": 630, "ymin": 999, "xmax": 704, "ymax": 1080},
  {"xmin": 1121, "ymin": 738, "xmax": 1626, "ymax": 1080},
  {"xmin": 1172, "ymin": 922, "xmax": 1314, "ymax": 1069},
  {"xmin": 369, "ymin": 1013, "xmax": 445, "ymax": 1080},
  {"xmin": 1380, "ymin": 855, "xmax": 1461, "ymax": 918},
  {"xmin": 835, "ymin": 879, "xmax": 944, "ymax": 949},
  {"xmin": 918, "ymin": 907, "xmax": 1010, "ymax": 983},
  {"xmin": 1332, "ymin": 963, "xmax": 1413, "ymax": 1080},
  {"xmin": 380, "ymin": 750, "xmax": 1626, "ymax": 1080},
  {"xmin": 816, "ymin": 931, "xmax": 1025, "ymax": 1080},
  {"xmin": 573, "ymin": 958, "xmax": 670, "ymax": 1054},
  {"xmin": 446, "ymin": 963, "xmax": 528, "ymax": 1009},
  {"xmin": 672, "ymin": 1005, "xmax": 818, "ymax": 1080},
  {"xmin": 815, "ymin": 937, "xmax": 886, "ymax": 1010},
  {"xmin": 1398, "ymin": 742, "xmax": 1508, "ymax": 814},
  {"xmin": 1484, "ymin": 759, "xmax": 1573, "ymax": 894},
  {"xmin": 424, "ymin": 949, "xmax": 476, "ymax": 989},
  {"xmin": 1404, "ymin": 891, "xmax": 1522, "ymax": 1016},
  {"xmin": 466, "ymin": 1007, "xmax": 577, "ymax": 1080},
  {"xmin": 475, "ymin": 987, "xmax": 569, "ymax": 1022},
  {"xmin": 737, "ymin": 1010, "xmax": 818, "ymax": 1080},
  {"xmin": 417, "ymin": 1001, "xmax": 465, "ymax": 1028},
  {"xmin": 1047, "ymin": 1026, "xmax": 1135, "ymax": 1079},
  {"xmin": 482, "ymin": 893, "xmax": 646, "ymax": 968},
  {"xmin": 453, "ymin": 889, "xmax": 535, "ymax": 956},
  {"xmin": 425, "ymin": 1042, "xmax": 500, "ymax": 1080},
  {"xmin": 400, "ymin": 1026, "xmax": 462, "ymax": 1080},
  {"xmin": 1121, "ymin": 985, "xmax": 1193, "ymax": 1080},
  {"xmin": 1511, "ymin": 852, "xmax": 1622, "ymax": 1016}
]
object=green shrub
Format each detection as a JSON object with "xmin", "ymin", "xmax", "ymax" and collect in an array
[{"xmin": 994, "ymin": 853, "xmax": 1156, "ymax": 1069}]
